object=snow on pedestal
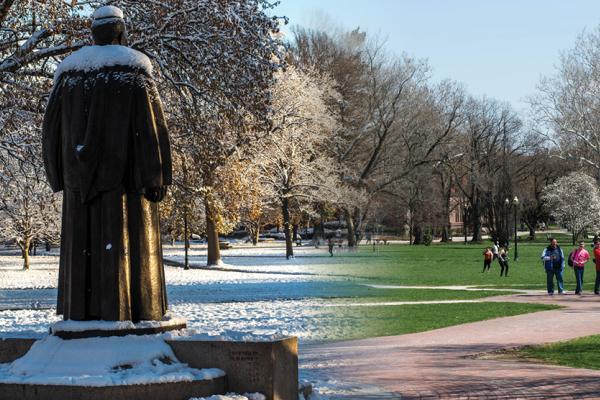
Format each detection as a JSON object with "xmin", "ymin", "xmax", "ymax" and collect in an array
[
  {"xmin": 190, "ymin": 393, "xmax": 266, "ymax": 400},
  {"xmin": 50, "ymin": 314, "xmax": 187, "ymax": 335},
  {"xmin": 0, "ymin": 335, "xmax": 223, "ymax": 386}
]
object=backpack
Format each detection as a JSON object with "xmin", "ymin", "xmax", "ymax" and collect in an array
[{"xmin": 568, "ymin": 250, "xmax": 574, "ymax": 267}]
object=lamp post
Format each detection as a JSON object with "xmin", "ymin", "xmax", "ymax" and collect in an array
[
  {"xmin": 504, "ymin": 198, "xmax": 510, "ymax": 249},
  {"xmin": 505, "ymin": 196, "xmax": 519, "ymax": 260},
  {"xmin": 463, "ymin": 203, "xmax": 471, "ymax": 245},
  {"xmin": 513, "ymin": 196, "xmax": 519, "ymax": 261}
]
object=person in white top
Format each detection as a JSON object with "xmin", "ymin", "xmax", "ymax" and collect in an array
[{"xmin": 492, "ymin": 241, "xmax": 499, "ymax": 260}]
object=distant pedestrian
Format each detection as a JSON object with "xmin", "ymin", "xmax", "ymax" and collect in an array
[
  {"xmin": 570, "ymin": 241, "xmax": 590, "ymax": 295},
  {"xmin": 482, "ymin": 247, "xmax": 493, "ymax": 273},
  {"xmin": 492, "ymin": 241, "xmax": 499, "ymax": 260},
  {"xmin": 594, "ymin": 242, "xmax": 600, "ymax": 295},
  {"xmin": 327, "ymin": 237, "xmax": 334, "ymax": 257},
  {"xmin": 541, "ymin": 238, "xmax": 565, "ymax": 295},
  {"xmin": 498, "ymin": 247, "xmax": 509, "ymax": 277},
  {"xmin": 592, "ymin": 235, "xmax": 600, "ymax": 250}
]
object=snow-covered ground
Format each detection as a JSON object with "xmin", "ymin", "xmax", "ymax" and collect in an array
[
  {"xmin": 0, "ymin": 243, "xmax": 399, "ymax": 398},
  {"xmin": 0, "ymin": 244, "xmax": 369, "ymax": 341}
]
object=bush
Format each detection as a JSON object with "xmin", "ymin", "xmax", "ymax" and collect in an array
[{"xmin": 423, "ymin": 231, "xmax": 433, "ymax": 246}]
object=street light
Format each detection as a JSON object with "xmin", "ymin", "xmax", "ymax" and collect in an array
[
  {"xmin": 513, "ymin": 196, "xmax": 519, "ymax": 261},
  {"xmin": 504, "ymin": 198, "xmax": 510, "ymax": 249},
  {"xmin": 463, "ymin": 203, "xmax": 471, "ymax": 245}
]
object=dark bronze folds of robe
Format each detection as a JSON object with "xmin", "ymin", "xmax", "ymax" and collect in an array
[{"xmin": 42, "ymin": 45, "xmax": 172, "ymax": 322}]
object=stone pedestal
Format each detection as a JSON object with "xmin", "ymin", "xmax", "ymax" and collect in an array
[
  {"xmin": 0, "ymin": 377, "xmax": 226, "ymax": 400},
  {"xmin": 0, "ymin": 336, "xmax": 299, "ymax": 400},
  {"xmin": 168, "ymin": 337, "xmax": 298, "ymax": 400}
]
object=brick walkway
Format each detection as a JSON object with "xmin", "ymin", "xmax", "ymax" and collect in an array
[{"xmin": 302, "ymin": 293, "xmax": 600, "ymax": 399}]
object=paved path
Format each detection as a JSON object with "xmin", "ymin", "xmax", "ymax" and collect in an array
[{"xmin": 302, "ymin": 293, "xmax": 600, "ymax": 399}]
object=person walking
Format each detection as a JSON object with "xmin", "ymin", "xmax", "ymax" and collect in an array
[
  {"xmin": 541, "ymin": 238, "xmax": 565, "ymax": 295},
  {"xmin": 594, "ymin": 242, "xmax": 600, "ymax": 295},
  {"xmin": 492, "ymin": 241, "xmax": 499, "ymax": 261},
  {"xmin": 482, "ymin": 247, "xmax": 493, "ymax": 273},
  {"xmin": 570, "ymin": 241, "xmax": 590, "ymax": 295},
  {"xmin": 327, "ymin": 237, "xmax": 334, "ymax": 257},
  {"xmin": 498, "ymin": 247, "xmax": 509, "ymax": 277}
]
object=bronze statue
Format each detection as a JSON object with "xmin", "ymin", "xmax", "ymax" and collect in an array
[{"xmin": 42, "ymin": 6, "xmax": 171, "ymax": 322}]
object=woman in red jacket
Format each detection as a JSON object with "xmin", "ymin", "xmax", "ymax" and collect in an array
[{"xmin": 594, "ymin": 242, "xmax": 600, "ymax": 295}]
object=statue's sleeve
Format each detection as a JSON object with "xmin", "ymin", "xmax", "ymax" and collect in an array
[
  {"xmin": 150, "ymin": 85, "xmax": 172, "ymax": 186},
  {"xmin": 133, "ymin": 75, "xmax": 172, "ymax": 189},
  {"xmin": 42, "ymin": 80, "xmax": 63, "ymax": 192}
]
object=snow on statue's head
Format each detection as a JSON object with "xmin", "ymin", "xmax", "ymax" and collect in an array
[{"xmin": 91, "ymin": 5, "xmax": 128, "ymax": 46}]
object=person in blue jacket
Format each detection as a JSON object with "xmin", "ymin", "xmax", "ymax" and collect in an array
[{"xmin": 541, "ymin": 238, "xmax": 565, "ymax": 295}]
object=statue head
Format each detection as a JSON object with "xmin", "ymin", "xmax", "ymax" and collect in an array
[{"xmin": 91, "ymin": 5, "xmax": 128, "ymax": 46}]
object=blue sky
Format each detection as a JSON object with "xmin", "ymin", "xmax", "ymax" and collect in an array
[{"xmin": 274, "ymin": 0, "xmax": 600, "ymax": 113}]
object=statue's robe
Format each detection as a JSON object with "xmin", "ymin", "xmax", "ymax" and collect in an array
[{"xmin": 42, "ymin": 45, "xmax": 171, "ymax": 321}]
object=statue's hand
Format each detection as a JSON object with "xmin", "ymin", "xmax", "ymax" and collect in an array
[{"xmin": 144, "ymin": 186, "xmax": 167, "ymax": 203}]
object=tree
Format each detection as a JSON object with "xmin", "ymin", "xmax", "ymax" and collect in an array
[
  {"xmin": 256, "ymin": 66, "xmax": 338, "ymax": 258},
  {"xmin": 531, "ymin": 25, "xmax": 600, "ymax": 183},
  {"xmin": 291, "ymin": 29, "xmax": 464, "ymax": 246},
  {"xmin": 449, "ymin": 97, "xmax": 526, "ymax": 244},
  {"xmin": 122, "ymin": 0, "xmax": 285, "ymax": 266},
  {"xmin": 518, "ymin": 149, "xmax": 569, "ymax": 240},
  {"xmin": 542, "ymin": 171, "xmax": 600, "ymax": 245},
  {"xmin": 0, "ymin": 145, "xmax": 60, "ymax": 270},
  {"xmin": 1, "ymin": 0, "xmax": 286, "ymax": 267}
]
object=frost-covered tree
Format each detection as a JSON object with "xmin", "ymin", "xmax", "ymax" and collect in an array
[
  {"xmin": 256, "ymin": 66, "xmax": 338, "ymax": 258},
  {"xmin": 0, "ymin": 3, "xmax": 84, "ymax": 237},
  {"xmin": 0, "ymin": 144, "xmax": 60, "ymax": 270},
  {"xmin": 0, "ymin": 1, "xmax": 88, "ymax": 75},
  {"xmin": 117, "ymin": 0, "xmax": 285, "ymax": 266},
  {"xmin": 1, "ymin": 0, "xmax": 285, "ymax": 267},
  {"xmin": 542, "ymin": 171, "xmax": 600, "ymax": 245}
]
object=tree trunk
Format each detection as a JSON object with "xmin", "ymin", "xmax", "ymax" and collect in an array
[
  {"xmin": 345, "ymin": 208, "xmax": 356, "ymax": 247},
  {"xmin": 440, "ymin": 174, "xmax": 452, "ymax": 243},
  {"xmin": 21, "ymin": 238, "xmax": 31, "ymax": 271},
  {"xmin": 205, "ymin": 195, "xmax": 221, "ymax": 266},
  {"xmin": 184, "ymin": 207, "xmax": 190, "ymax": 270},
  {"xmin": 409, "ymin": 211, "xmax": 414, "ymax": 245},
  {"xmin": 470, "ymin": 200, "xmax": 483, "ymax": 242},
  {"xmin": 281, "ymin": 197, "xmax": 293, "ymax": 259},
  {"xmin": 313, "ymin": 220, "xmax": 322, "ymax": 248},
  {"xmin": 252, "ymin": 228, "xmax": 259, "ymax": 246},
  {"xmin": 413, "ymin": 225, "xmax": 424, "ymax": 245},
  {"xmin": 441, "ymin": 225, "xmax": 450, "ymax": 243},
  {"xmin": 528, "ymin": 225, "xmax": 536, "ymax": 241}
]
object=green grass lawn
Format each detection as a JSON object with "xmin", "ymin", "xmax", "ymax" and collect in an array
[
  {"xmin": 314, "ymin": 302, "xmax": 558, "ymax": 342},
  {"xmin": 317, "ymin": 240, "xmax": 594, "ymax": 291},
  {"xmin": 295, "ymin": 238, "xmax": 575, "ymax": 341},
  {"xmin": 517, "ymin": 334, "xmax": 600, "ymax": 370},
  {"xmin": 336, "ymin": 287, "xmax": 517, "ymax": 302}
]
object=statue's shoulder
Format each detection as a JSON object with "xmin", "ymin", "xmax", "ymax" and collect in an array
[{"xmin": 54, "ymin": 45, "xmax": 153, "ymax": 82}]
